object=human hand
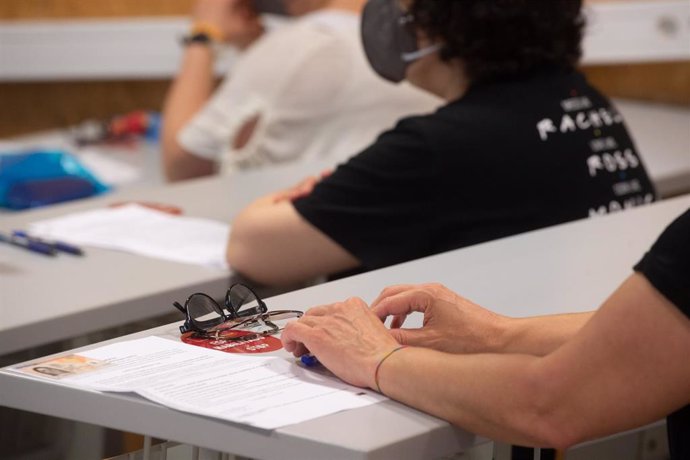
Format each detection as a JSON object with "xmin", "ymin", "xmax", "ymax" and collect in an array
[
  {"xmin": 273, "ymin": 169, "xmax": 332, "ymax": 203},
  {"xmin": 370, "ymin": 283, "xmax": 508, "ymax": 354},
  {"xmin": 281, "ymin": 297, "xmax": 401, "ymax": 389},
  {"xmin": 192, "ymin": 0, "xmax": 264, "ymax": 48}
]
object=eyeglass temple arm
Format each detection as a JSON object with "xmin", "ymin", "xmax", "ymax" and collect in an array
[{"xmin": 172, "ymin": 301, "xmax": 186, "ymax": 314}]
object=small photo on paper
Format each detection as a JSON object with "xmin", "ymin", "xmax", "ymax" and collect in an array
[{"xmin": 17, "ymin": 354, "xmax": 108, "ymax": 380}]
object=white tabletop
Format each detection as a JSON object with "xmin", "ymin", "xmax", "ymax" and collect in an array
[
  {"xmin": 0, "ymin": 160, "xmax": 331, "ymax": 355},
  {"xmin": 615, "ymin": 99, "xmax": 690, "ymax": 198},
  {"xmin": 1, "ymin": 195, "xmax": 687, "ymax": 460}
]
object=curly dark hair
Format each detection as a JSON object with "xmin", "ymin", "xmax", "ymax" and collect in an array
[{"xmin": 409, "ymin": 0, "xmax": 585, "ymax": 83}]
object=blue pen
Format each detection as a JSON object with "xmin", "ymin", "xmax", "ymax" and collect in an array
[
  {"xmin": 13, "ymin": 230, "xmax": 84, "ymax": 256},
  {"xmin": 0, "ymin": 232, "xmax": 57, "ymax": 256},
  {"xmin": 300, "ymin": 354, "xmax": 320, "ymax": 367}
]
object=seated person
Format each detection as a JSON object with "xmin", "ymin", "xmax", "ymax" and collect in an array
[
  {"xmin": 281, "ymin": 208, "xmax": 690, "ymax": 459},
  {"xmin": 162, "ymin": 0, "xmax": 440, "ymax": 181},
  {"xmin": 226, "ymin": 0, "xmax": 656, "ymax": 286}
]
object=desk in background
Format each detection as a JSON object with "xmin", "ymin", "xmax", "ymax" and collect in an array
[
  {"xmin": 0, "ymin": 160, "xmax": 332, "ymax": 355},
  {"xmin": 615, "ymin": 99, "xmax": 690, "ymax": 198},
  {"xmin": 2, "ymin": 195, "xmax": 688, "ymax": 460}
]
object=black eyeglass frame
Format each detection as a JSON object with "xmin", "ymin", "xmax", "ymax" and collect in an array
[{"xmin": 173, "ymin": 283, "xmax": 269, "ymax": 334}]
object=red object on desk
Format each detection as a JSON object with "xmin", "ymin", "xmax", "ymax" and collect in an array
[
  {"xmin": 109, "ymin": 201, "xmax": 183, "ymax": 215},
  {"xmin": 181, "ymin": 331, "xmax": 282, "ymax": 354}
]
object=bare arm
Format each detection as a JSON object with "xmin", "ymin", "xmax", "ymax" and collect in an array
[
  {"xmin": 502, "ymin": 311, "xmax": 594, "ymax": 355},
  {"xmin": 161, "ymin": 0, "xmax": 263, "ymax": 182},
  {"xmin": 161, "ymin": 44, "xmax": 217, "ymax": 182},
  {"xmin": 227, "ymin": 188, "xmax": 360, "ymax": 286},
  {"xmin": 370, "ymin": 283, "xmax": 594, "ymax": 356},
  {"xmin": 377, "ymin": 274, "xmax": 690, "ymax": 448},
  {"xmin": 283, "ymin": 274, "xmax": 690, "ymax": 449}
]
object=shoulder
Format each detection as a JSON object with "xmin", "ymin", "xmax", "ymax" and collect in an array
[
  {"xmin": 634, "ymin": 208, "xmax": 690, "ymax": 316},
  {"xmin": 246, "ymin": 13, "xmax": 355, "ymax": 63}
]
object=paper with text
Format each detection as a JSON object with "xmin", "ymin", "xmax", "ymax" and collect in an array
[
  {"xmin": 29, "ymin": 204, "xmax": 230, "ymax": 269},
  {"xmin": 11, "ymin": 336, "xmax": 384, "ymax": 429}
]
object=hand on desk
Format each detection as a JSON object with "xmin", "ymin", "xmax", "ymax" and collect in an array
[
  {"xmin": 371, "ymin": 283, "xmax": 508, "ymax": 354},
  {"xmin": 281, "ymin": 297, "xmax": 400, "ymax": 389},
  {"xmin": 281, "ymin": 284, "xmax": 510, "ymax": 388}
]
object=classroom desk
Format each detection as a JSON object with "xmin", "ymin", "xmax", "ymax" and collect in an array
[
  {"xmin": 0, "ymin": 160, "xmax": 331, "ymax": 356},
  {"xmin": 2, "ymin": 194, "xmax": 688, "ymax": 460},
  {"xmin": 615, "ymin": 99, "xmax": 690, "ymax": 198},
  {"xmin": 1, "ymin": 97, "xmax": 686, "ymax": 355}
]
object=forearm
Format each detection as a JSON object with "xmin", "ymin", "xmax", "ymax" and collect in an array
[
  {"xmin": 161, "ymin": 45, "xmax": 217, "ymax": 181},
  {"xmin": 227, "ymin": 195, "xmax": 360, "ymax": 286},
  {"xmin": 377, "ymin": 348, "xmax": 561, "ymax": 448},
  {"xmin": 500, "ymin": 311, "xmax": 594, "ymax": 356},
  {"xmin": 378, "ymin": 275, "xmax": 690, "ymax": 450}
]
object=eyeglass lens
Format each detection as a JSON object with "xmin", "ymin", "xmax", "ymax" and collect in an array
[
  {"xmin": 187, "ymin": 293, "xmax": 225, "ymax": 331},
  {"xmin": 227, "ymin": 284, "xmax": 262, "ymax": 317}
]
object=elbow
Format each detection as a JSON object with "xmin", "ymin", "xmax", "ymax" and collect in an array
[
  {"xmin": 226, "ymin": 219, "xmax": 284, "ymax": 286},
  {"xmin": 226, "ymin": 233, "xmax": 262, "ymax": 283},
  {"xmin": 515, "ymin": 363, "xmax": 584, "ymax": 450},
  {"xmin": 530, "ymin": 417, "xmax": 581, "ymax": 452},
  {"xmin": 161, "ymin": 138, "xmax": 185, "ymax": 182}
]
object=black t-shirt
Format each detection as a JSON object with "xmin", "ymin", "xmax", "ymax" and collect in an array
[
  {"xmin": 634, "ymin": 208, "xmax": 690, "ymax": 460},
  {"xmin": 293, "ymin": 69, "xmax": 656, "ymax": 271}
]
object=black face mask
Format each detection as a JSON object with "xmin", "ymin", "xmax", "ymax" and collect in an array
[{"xmin": 361, "ymin": 0, "xmax": 440, "ymax": 83}]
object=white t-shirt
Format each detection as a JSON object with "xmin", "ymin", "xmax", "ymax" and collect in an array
[{"xmin": 178, "ymin": 10, "xmax": 441, "ymax": 172}]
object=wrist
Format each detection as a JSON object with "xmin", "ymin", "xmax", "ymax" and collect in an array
[
  {"xmin": 189, "ymin": 21, "xmax": 224, "ymax": 42},
  {"xmin": 493, "ymin": 315, "xmax": 522, "ymax": 353},
  {"xmin": 372, "ymin": 346, "xmax": 409, "ymax": 394}
]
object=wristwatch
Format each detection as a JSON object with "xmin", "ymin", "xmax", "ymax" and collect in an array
[
  {"xmin": 181, "ymin": 22, "xmax": 224, "ymax": 47},
  {"xmin": 181, "ymin": 32, "xmax": 214, "ymax": 46}
]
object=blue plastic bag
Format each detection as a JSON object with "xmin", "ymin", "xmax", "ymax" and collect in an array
[{"xmin": 0, "ymin": 150, "xmax": 110, "ymax": 210}]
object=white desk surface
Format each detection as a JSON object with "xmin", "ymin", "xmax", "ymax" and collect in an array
[
  {"xmin": 615, "ymin": 99, "xmax": 690, "ymax": 198},
  {"xmin": 0, "ymin": 160, "xmax": 331, "ymax": 355},
  {"xmin": 1, "ymin": 195, "xmax": 688, "ymax": 460}
]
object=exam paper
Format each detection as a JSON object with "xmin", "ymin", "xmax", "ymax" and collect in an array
[
  {"xmin": 12, "ymin": 336, "xmax": 384, "ymax": 430},
  {"xmin": 28, "ymin": 204, "xmax": 230, "ymax": 269}
]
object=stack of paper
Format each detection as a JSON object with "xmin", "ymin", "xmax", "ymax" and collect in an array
[
  {"xmin": 29, "ymin": 204, "xmax": 230, "ymax": 269},
  {"xmin": 11, "ymin": 336, "xmax": 385, "ymax": 430}
]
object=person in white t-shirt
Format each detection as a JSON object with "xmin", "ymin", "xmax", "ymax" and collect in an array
[{"xmin": 161, "ymin": 0, "xmax": 440, "ymax": 181}]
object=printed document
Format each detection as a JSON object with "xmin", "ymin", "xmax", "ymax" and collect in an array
[
  {"xmin": 11, "ymin": 336, "xmax": 384, "ymax": 429},
  {"xmin": 29, "ymin": 204, "xmax": 229, "ymax": 269}
]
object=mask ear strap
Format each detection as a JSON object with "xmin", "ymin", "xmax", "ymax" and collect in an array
[{"xmin": 401, "ymin": 43, "xmax": 442, "ymax": 62}]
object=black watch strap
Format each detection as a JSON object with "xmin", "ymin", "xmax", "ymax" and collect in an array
[{"xmin": 181, "ymin": 32, "xmax": 214, "ymax": 46}]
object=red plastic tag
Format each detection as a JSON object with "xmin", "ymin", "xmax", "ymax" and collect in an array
[{"xmin": 181, "ymin": 331, "xmax": 282, "ymax": 354}]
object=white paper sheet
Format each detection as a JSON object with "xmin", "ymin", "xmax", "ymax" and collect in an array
[
  {"xmin": 11, "ymin": 336, "xmax": 384, "ymax": 430},
  {"xmin": 28, "ymin": 204, "xmax": 230, "ymax": 269},
  {"xmin": 78, "ymin": 150, "xmax": 141, "ymax": 185}
]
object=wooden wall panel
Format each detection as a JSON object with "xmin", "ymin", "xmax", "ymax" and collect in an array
[
  {"xmin": 0, "ymin": 80, "xmax": 171, "ymax": 137},
  {"xmin": 581, "ymin": 61, "xmax": 690, "ymax": 106},
  {"xmin": 1, "ymin": 62, "xmax": 688, "ymax": 138},
  {"xmin": 0, "ymin": 0, "xmax": 193, "ymax": 20}
]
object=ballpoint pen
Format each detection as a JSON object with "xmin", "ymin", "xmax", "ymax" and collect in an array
[
  {"xmin": 12, "ymin": 230, "xmax": 84, "ymax": 256},
  {"xmin": 0, "ymin": 232, "xmax": 57, "ymax": 256},
  {"xmin": 300, "ymin": 354, "xmax": 320, "ymax": 367}
]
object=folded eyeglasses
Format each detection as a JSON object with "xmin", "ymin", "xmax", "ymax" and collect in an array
[{"xmin": 173, "ymin": 283, "xmax": 302, "ymax": 342}]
